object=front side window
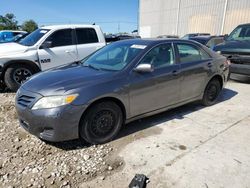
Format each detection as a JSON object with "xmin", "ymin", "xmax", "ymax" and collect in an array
[
  {"xmin": 76, "ymin": 28, "xmax": 98, "ymax": 44},
  {"xmin": 177, "ymin": 44, "xmax": 210, "ymax": 63},
  {"xmin": 82, "ymin": 42, "xmax": 145, "ymax": 71},
  {"xmin": 19, "ymin": 29, "xmax": 50, "ymax": 46},
  {"xmin": 46, "ymin": 29, "xmax": 73, "ymax": 47},
  {"xmin": 140, "ymin": 44, "xmax": 174, "ymax": 69}
]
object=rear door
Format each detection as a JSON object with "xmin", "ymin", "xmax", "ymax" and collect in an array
[
  {"xmin": 176, "ymin": 43, "xmax": 212, "ymax": 101},
  {"xmin": 38, "ymin": 29, "xmax": 77, "ymax": 70},
  {"xmin": 129, "ymin": 43, "xmax": 181, "ymax": 116},
  {"xmin": 75, "ymin": 28, "xmax": 104, "ymax": 61}
]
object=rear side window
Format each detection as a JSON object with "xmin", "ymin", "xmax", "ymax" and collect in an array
[
  {"xmin": 46, "ymin": 29, "xmax": 73, "ymax": 47},
  {"xmin": 76, "ymin": 28, "xmax": 99, "ymax": 44},
  {"xmin": 177, "ymin": 44, "xmax": 210, "ymax": 63}
]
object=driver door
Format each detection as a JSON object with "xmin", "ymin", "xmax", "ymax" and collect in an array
[
  {"xmin": 38, "ymin": 29, "xmax": 77, "ymax": 70},
  {"xmin": 129, "ymin": 43, "xmax": 181, "ymax": 116}
]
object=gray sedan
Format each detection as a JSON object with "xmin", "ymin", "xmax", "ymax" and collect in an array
[{"xmin": 15, "ymin": 39, "xmax": 229, "ymax": 144}]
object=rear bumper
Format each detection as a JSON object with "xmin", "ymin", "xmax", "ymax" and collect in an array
[{"xmin": 230, "ymin": 63, "xmax": 250, "ymax": 76}]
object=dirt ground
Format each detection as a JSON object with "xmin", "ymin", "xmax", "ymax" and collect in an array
[
  {"xmin": 0, "ymin": 93, "xmax": 124, "ymax": 188},
  {"xmin": 0, "ymin": 79, "xmax": 250, "ymax": 188}
]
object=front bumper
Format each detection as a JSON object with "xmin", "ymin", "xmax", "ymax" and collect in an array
[{"xmin": 15, "ymin": 88, "xmax": 86, "ymax": 142}]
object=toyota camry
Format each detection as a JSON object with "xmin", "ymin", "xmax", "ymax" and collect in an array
[{"xmin": 15, "ymin": 39, "xmax": 229, "ymax": 144}]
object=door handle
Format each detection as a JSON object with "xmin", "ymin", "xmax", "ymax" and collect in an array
[
  {"xmin": 207, "ymin": 62, "xmax": 213, "ymax": 68},
  {"xmin": 172, "ymin": 70, "xmax": 179, "ymax": 76},
  {"xmin": 65, "ymin": 50, "xmax": 75, "ymax": 53}
]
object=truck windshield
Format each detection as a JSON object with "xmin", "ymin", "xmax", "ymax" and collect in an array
[
  {"xmin": 227, "ymin": 25, "xmax": 250, "ymax": 41},
  {"xmin": 82, "ymin": 42, "xmax": 146, "ymax": 71},
  {"xmin": 19, "ymin": 29, "xmax": 50, "ymax": 46}
]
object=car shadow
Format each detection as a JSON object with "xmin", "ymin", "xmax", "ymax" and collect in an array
[{"xmin": 50, "ymin": 88, "xmax": 238, "ymax": 150}]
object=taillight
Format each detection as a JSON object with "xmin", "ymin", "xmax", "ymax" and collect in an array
[{"xmin": 224, "ymin": 59, "xmax": 231, "ymax": 66}]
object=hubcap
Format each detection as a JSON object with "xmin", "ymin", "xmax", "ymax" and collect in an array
[
  {"xmin": 207, "ymin": 85, "xmax": 218, "ymax": 101},
  {"xmin": 13, "ymin": 68, "xmax": 32, "ymax": 84},
  {"xmin": 90, "ymin": 110, "xmax": 116, "ymax": 137}
]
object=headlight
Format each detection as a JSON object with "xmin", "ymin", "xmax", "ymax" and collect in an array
[
  {"xmin": 216, "ymin": 51, "xmax": 221, "ymax": 54},
  {"xmin": 32, "ymin": 94, "xmax": 78, "ymax": 110}
]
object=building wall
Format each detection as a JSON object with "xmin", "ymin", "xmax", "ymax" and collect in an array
[{"xmin": 139, "ymin": 0, "xmax": 250, "ymax": 38}]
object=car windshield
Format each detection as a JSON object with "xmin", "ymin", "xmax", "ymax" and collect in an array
[
  {"xmin": 19, "ymin": 29, "xmax": 50, "ymax": 46},
  {"xmin": 227, "ymin": 25, "xmax": 250, "ymax": 41},
  {"xmin": 82, "ymin": 42, "xmax": 146, "ymax": 71}
]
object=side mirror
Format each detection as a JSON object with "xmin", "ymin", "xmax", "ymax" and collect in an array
[
  {"xmin": 134, "ymin": 63, "xmax": 154, "ymax": 73},
  {"xmin": 40, "ymin": 41, "xmax": 52, "ymax": 49}
]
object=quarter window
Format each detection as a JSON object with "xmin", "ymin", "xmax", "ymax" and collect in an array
[
  {"xmin": 46, "ymin": 29, "xmax": 73, "ymax": 47},
  {"xmin": 140, "ymin": 44, "xmax": 174, "ymax": 69},
  {"xmin": 177, "ymin": 44, "xmax": 210, "ymax": 63},
  {"xmin": 76, "ymin": 28, "xmax": 98, "ymax": 44}
]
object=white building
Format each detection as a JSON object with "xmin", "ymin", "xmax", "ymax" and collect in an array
[{"xmin": 139, "ymin": 0, "xmax": 250, "ymax": 38}]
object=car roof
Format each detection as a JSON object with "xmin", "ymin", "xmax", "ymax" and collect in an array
[
  {"xmin": 41, "ymin": 24, "xmax": 100, "ymax": 30},
  {"xmin": 113, "ymin": 38, "xmax": 203, "ymax": 46},
  {"xmin": 237, "ymin": 23, "xmax": 250, "ymax": 27}
]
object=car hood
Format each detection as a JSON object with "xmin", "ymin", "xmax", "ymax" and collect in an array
[
  {"xmin": 213, "ymin": 40, "xmax": 250, "ymax": 53},
  {"xmin": 22, "ymin": 63, "xmax": 115, "ymax": 96},
  {"xmin": 0, "ymin": 42, "xmax": 28, "ymax": 56}
]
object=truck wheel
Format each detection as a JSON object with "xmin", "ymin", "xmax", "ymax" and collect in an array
[
  {"xmin": 4, "ymin": 64, "xmax": 35, "ymax": 92},
  {"xmin": 202, "ymin": 79, "xmax": 222, "ymax": 106},
  {"xmin": 80, "ymin": 101, "xmax": 123, "ymax": 144}
]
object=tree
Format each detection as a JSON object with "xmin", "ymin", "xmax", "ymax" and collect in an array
[
  {"xmin": 21, "ymin": 20, "xmax": 38, "ymax": 32},
  {"xmin": 0, "ymin": 13, "xmax": 18, "ymax": 30}
]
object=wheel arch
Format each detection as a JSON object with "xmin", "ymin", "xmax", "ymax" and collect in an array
[
  {"xmin": 1, "ymin": 60, "xmax": 41, "ymax": 79},
  {"xmin": 78, "ymin": 96, "xmax": 127, "ymax": 135},
  {"xmin": 207, "ymin": 74, "xmax": 224, "ymax": 89}
]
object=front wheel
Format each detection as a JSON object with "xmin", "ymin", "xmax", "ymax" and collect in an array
[
  {"xmin": 80, "ymin": 101, "xmax": 123, "ymax": 144},
  {"xmin": 4, "ymin": 64, "xmax": 35, "ymax": 92},
  {"xmin": 202, "ymin": 79, "xmax": 222, "ymax": 106}
]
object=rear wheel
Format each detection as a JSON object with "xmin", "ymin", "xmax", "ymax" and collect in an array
[
  {"xmin": 4, "ymin": 64, "xmax": 35, "ymax": 92},
  {"xmin": 80, "ymin": 101, "xmax": 123, "ymax": 144},
  {"xmin": 202, "ymin": 79, "xmax": 222, "ymax": 106}
]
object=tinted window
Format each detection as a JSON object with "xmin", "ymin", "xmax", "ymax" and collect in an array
[
  {"xmin": 141, "ymin": 44, "xmax": 174, "ymax": 69},
  {"xmin": 228, "ymin": 25, "xmax": 250, "ymax": 41},
  {"xmin": 76, "ymin": 28, "xmax": 98, "ymax": 44},
  {"xmin": 19, "ymin": 29, "xmax": 50, "ymax": 46},
  {"xmin": 177, "ymin": 44, "xmax": 210, "ymax": 63},
  {"xmin": 46, "ymin": 29, "xmax": 73, "ymax": 47}
]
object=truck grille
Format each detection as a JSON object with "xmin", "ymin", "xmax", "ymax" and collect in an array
[{"xmin": 17, "ymin": 95, "xmax": 36, "ymax": 108}]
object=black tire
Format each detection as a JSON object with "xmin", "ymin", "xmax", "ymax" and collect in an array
[
  {"xmin": 4, "ymin": 64, "xmax": 35, "ymax": 92},
  {"xmin": 80, "ymin": 101, "xmax": 123, "ymax": 144},
  {"xmin": 0, "ymin": 81, "xmax": 6, "ymax": 93},
  {"xmin": 202, "ymin": 79, "xmax": 222, "ymax": 106}
]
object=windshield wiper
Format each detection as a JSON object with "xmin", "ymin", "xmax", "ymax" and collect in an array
[{"xmin": 82, "ymin": 64, "xmax": 101, "ymax": 71}]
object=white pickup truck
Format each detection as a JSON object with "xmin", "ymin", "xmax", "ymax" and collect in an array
[{"xmin": 0, "ymin": 25, "xmax": 106, "ymax": 91}]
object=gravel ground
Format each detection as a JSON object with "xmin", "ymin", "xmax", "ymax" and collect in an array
[{"xmin": 0, "ymin": 93, "xmax": 123, "ymax": 188}]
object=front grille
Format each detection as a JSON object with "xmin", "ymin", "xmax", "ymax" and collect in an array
[{"xmin": 17, "ymin": 95, "xmax": 35, "ymax": 108}]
